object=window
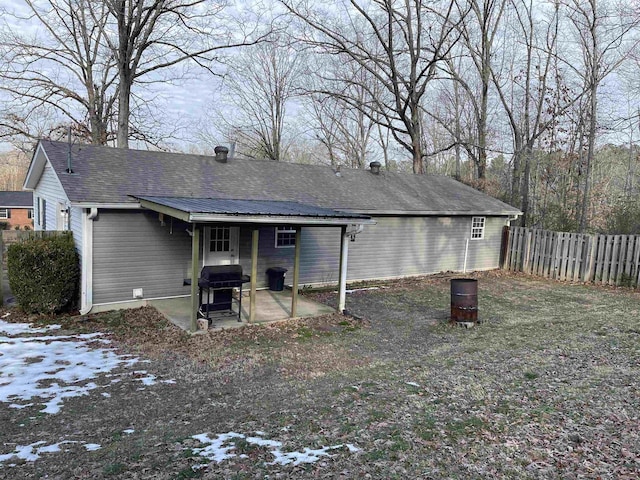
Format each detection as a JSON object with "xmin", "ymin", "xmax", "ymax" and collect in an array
[
  {"xmin": 275, "ymin": 226, "xmax": 296, "ymax": 248},
  {"xmin": 471, "ymin": 216, "xmax": 485, "ymax": 239},
  {"xmin": 28, "ymin": 209, "xmax": 33, "ymax": 219},
  {"xmin": 209, "ymin": 226, "xmax": 230, "ymax": 252},
  {"xmin": 0, "ymin": 208, "xmax": 8, "ymax": 219}
]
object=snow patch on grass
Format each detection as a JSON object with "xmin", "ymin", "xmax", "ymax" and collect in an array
[
  {"xmin": 0, "ymin": 319, "xmax": 61, "ymax": 335},
  {"xmin": 0, "ymin": 440, "xmax": 101, "ymax": 466},
  {"xmin": 0, "ymin": 320, "xmax": 139, "ymax": 414},
  {"xmin": 190, "ymin": 432, "xmax": 359, "ymax": 466}
]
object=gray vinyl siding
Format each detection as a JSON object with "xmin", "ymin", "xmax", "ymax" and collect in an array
[
  {"xmin": 238, "ymin": 226, "xmax": 282, "ymax": 287},
  {"xmin": 92, "ymin": 210, "xmax": 193, "ymax": 304},
  {"xmin": 70, "ymin": 206, "xmax": 83, "ymax": 254},
  {"xmin": 32, "ymin": 156, "xmax": 82, "ymax": 259},
  {"xmin": 92, "ymin": 213, "xmax": 507, "ymax": 305},
  {"xmin": 32, "ymin": 158, "xmax": 69, "ymax": 233},
  {"xmin": 299, "ymin": 227, "xmax": 341, "ymax": 284},
  {"xmin": 233, "ymin": 216, "xmax": 507, "ymax": 288},
  {"xmin": 345, "ymin": 216, "xmax": 507, "ymax": 281},
  {"xmin": 237, "ymin": 226, "xmax": 342, "ymax": 287}
]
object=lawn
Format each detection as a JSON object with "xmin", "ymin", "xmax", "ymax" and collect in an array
[{"xmin": 1, "ymin": 271, "xmax": 639, "ymax": 479}]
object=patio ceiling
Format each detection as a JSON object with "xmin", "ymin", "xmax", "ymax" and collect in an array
[{"xmin": 133, "ymin": 196, "xmax": 375, "ymax": 226}]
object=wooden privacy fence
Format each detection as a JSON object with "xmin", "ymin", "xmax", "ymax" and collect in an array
[{"xmin": 503, "ymin": 226, "xmax": 640, "ymax": 287}]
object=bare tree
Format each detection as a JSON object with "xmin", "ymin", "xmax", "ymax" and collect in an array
[
  {"xmin": 0, "ymin": 0, "xmax": 118, "ymax": 148},
  {"xmin": 306, "ymin": 58, "xmax": 379, "ymax": 168},
  {"xmin": 488, "ymin": 0, "xmax": 576, "ymax": 225},
  {"xmin": 281, "ymin": 0, "xmax": 468, "ymax": 174},
  {"xmin": 443, "ymin": 0, "xmax": 507, "ymax": 183},
  {"xmin": 201, "ymin": 39, "xmax": 302, "ymax": 161},
  {"xmin": 561, "ymin": 0, "xmax": 639, "ymax": 231},
  {"xmin": 102, "ymin": 0, "xmax": 269, "ymax": 148}
]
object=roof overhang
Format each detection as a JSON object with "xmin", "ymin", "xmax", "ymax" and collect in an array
[
  {"xmin": 70, "ymin": 202, "xmax": 142, "ymax": 209},
  {"xmin": 134, "ymin": 196, "xmax": 375, "ymax": 226},
  {"xmin": 23, "ymin": 142, "xmax": 47, "ymax": 191},
  {"xmin": 187, "ymin": 213, "xmax": 373, "ymax": 226},
  {"xmin": 340, "ymin": 209, "xmax": 523, "ymax": 216}
]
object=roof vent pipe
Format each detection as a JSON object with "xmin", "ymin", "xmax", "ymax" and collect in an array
[
  {"xmin": 370, "ymin": 161, "xmax": 381, "ymax": 175},
  {"xmin": 66, "ymin": 126, "xmax": 74, "ymax": 174},
  {"xmin": 214, "ymin": 146, "xmax": 229, "ymax": 163}
]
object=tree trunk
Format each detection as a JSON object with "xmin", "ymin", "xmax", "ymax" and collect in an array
[
  {"xmin": 511, "ymin": 134, "xmax": 523, "ymax": 207},
  {"xmin": 412, "ymin": 142, "xmax": 424, "ymax": 174},
  {"xmin": 579, "ymin": 88, "xmax": 597, "ymax": 232},
  {"xmin": 477, "ymin": 147, "xmax": 486, "ymax": 184},
  {"xmin": 114, "ymin": 0, "xmax": 131, "ymax": 149},
  {"xmin": 411, "ymin": 104, "xmax": 424, "ymax": 174},
  {"xmin": 521, "ymin": 144, "xmax": 533, "ymax": 227},
  {"xmin": 116, "ymin": 77, "xmax": 131, "ymax": 148}
]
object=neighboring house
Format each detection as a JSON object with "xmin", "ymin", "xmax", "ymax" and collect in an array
[
  {"xmin": 23, "ymin": 140, "xmax": 521, "ymax": 318},
  {"xmin": 0, "ymin": 191, "xmax": 34, "ymax": 229}
]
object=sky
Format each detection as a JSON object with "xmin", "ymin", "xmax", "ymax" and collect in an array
[{"xmin": 0, "ymin": 0, "xmax": 240, "ymax": 153}]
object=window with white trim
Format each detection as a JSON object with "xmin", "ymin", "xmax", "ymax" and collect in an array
[
  {"xmin": 275, "ymin": 226, "xmax": 296, "ymax": 248},
  {"xmin": 28, "ymin": 209, "xmax": 34, "ymax": 219},
  {"xmin": 471, "ymin": 216, "xmax": 485, "ymax": 239},
  {"xmin": 0, "ymin": 208, "xmax": 8, "ymax": 219},
  {"xmin": 209, "ymin": 226, "xmax": 231, "ymax": 252}
]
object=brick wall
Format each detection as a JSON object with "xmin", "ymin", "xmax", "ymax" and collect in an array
[{"xmin": 1, "ymin": 208, "xmax": 33, "ymax": 230}]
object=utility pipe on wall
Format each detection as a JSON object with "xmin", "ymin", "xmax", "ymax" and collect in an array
[{"xmin": 463, "ymin": 238, "xmax": 469, "ymax": 274}]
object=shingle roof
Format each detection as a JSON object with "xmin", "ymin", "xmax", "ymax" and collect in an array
[
  {"xmin": 37, "ymin": 140, "xmax": 521, "ymax": 215},
  {"xmin": 135, "ymin": 196, "xmax": 370, "ymax": 218},
  {"xmin": 0, "ymin": 191, "xmax": 33, "ymax": 207}
]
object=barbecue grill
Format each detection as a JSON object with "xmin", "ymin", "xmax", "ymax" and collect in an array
[{"xmin": 198, "ymin": 265, "xmax": 250, "ymax": 323}]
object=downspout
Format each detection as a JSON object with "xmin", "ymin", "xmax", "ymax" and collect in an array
[
  {"xmin": 80, "ymin": 208, "xmax": 98, "ymax": 314},
  {"xmin": 463, "ymin": 238, "xmax": 469, "ymax": 274}
]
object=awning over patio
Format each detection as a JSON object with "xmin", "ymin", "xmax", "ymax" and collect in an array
[
  {"xmin": 132, "ymin": 195, "xmax": 375, "ymax": 332},
  {"xmin": 133, "ymin": 196, "xmax": 374, "ymax": 226}
]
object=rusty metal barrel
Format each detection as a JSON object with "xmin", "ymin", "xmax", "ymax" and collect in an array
[{"xmin": 450, "ymin": 279, "xmax": 478, "ymax": 324}]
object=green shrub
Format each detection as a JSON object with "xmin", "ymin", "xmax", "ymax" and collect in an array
[
  {"xmin": 7, "ymin": 233, "xmax": 79, "ymax": 314},
  {"xmin": 0, "ymin": 222, "xmax": 8, "ymax": 230}
]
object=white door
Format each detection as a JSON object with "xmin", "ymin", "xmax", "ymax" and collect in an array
[{"xmin": 203, "ymin": 226, "xmax": 239, "ymax": 266}]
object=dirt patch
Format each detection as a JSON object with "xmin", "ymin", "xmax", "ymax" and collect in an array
[{"xmin": 1, "ymin": 271, "xmax": 640, "ymax": 479}]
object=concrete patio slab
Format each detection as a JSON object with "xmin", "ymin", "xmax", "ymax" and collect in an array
[{"xmin": 149, "ymin": 289, "xmax": 336, "ymax": 332}]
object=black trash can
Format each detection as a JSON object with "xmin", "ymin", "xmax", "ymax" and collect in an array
[{"xmin": 266, "ymin": 267, "xmax": 288, "ymax": 291}]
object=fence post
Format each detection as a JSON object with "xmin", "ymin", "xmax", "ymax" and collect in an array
[
  {"xmin": 522, "ymin": 228, "xmax": 532, "ymax": 273},
  {"xmin": 633, "ymin": 236, "xmax": 640, "ymax": 288},
  {"xmin": 0, "ymin": 232, "xmax": 3, "ymax": 307},
  {"xmin": 509, "ymin": 227, "xmax": 518, "ymax": 271},
  {"xmin": 584, "ymin": 235, "xmax": 596, "ymax": 283},
  {"xmin": 500, "ymin": 225, "xmax": 510, "ymax": 269}
]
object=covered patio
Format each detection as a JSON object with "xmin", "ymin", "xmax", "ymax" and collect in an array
[
  {"xmin": 149, "ymin": 289, "xmax": 336, "ymax": 331},
  {"xmin": 134, "ymin": 196, "xmax": 374, "ymax": 332}
]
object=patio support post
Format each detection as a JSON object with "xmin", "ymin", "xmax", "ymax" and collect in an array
[
  {"xmin": 338, "ymin": 225, "xmax": 349, "ymax": 313},
  {"xmin": 249, "ymin": 228, "xmax": 259, "ymax": 323},
  {"xmin": 291, "ymin": 226, "xmax": 301, "ymax": 317},
  {"xmin": 190, "ymin": 225, "xmax": 200, "ymax": 332}
]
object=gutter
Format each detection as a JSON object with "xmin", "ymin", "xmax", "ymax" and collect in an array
[
  {"xmin": 188, "ymin": 213, "xmax": 376, "ymax": 226},
  {"xmin": 338, "ymin": 209, "xmax": 523, "ymax": 216},
  {"xmin": 71, "ymin": 202, "xmax": 141, "ymax": 209},
  {"xmin": 79, "ymin": 207, "xmax": 98, "ymax": 314}
]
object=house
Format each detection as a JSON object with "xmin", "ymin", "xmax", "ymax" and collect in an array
[
  {"xmin": 23, "ymin": 140, "xmax": 521, "ymax": 327},
  {"xmin": 0, "ymin": 191, "xmax": 34, "ymax": 230}
]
